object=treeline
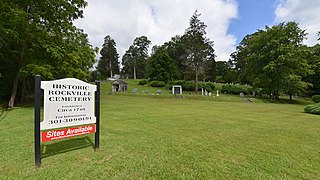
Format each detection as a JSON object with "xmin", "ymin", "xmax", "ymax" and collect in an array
[
  {"xmin": 1, "ymin": 1, "xmax": 320, "ymax": 107},
  {"xmin": 96, "ymin": 11, "xmax": 216, "ymax": 95},
  {"xmin": 96, "ymin": 21, "xmax": 320, "ymax": 100}
]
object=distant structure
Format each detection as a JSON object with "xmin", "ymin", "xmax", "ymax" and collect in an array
[{"xmin": 111, "ymin": 80, "xmax": 128, "ymax": 92}]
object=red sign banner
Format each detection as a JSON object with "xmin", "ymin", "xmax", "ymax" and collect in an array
[{"xmin": 42, "ymin": 124, "xmax": 95, "ymax": 142}]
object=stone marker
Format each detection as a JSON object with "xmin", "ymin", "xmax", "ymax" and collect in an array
[
  {"xmin": 132, "ymin": 88, "xmax": 138, "ymax": 94},
  {"xmin": 216, "ymin": 90, "xmax": 220, "ymax": 97}
]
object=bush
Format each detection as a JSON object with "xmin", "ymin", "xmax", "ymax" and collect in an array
[
  {"xmin": 312, "ymin": 95, "xmax": 320, "ymax": 103},
  {"xmin": 221, "ymin": 84, "xmax": 248, "ymax": 95},
  {"xmin": 168, "ymin": 81, "xmax": 215, "ymax": 92},
  {"xmin": 206, "ymin": 82, "xmax": 215, "ymax": 90},
  {"xmin": 304, "ymin": 103, "xmax": 320, "ymax": 115},
  {"xmin": 182, "ymin": 81, "xmax": 195, "ymax": 91},
  {"xmin": 138, "ymin": 79, "xmax": 148, "ymax": 85},
  {"xmin": 150, "ymin": 81, "xmax": 166, "ymax": 87}
]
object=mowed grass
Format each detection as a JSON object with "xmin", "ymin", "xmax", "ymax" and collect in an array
[{"xmin": 0, "ymin": 83, "xmax": 320, "ymax": 178}]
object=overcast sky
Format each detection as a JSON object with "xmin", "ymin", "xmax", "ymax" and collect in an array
[{"xmin": 74, "ymin": 0, "xmax": 320, "ymax": 64}]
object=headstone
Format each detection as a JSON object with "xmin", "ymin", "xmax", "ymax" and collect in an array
[
  {"xmin": 132, "ymin": 88, "xmax": 138, "ymax": 94},
  {"xmin": 205, "ymin": 89, "xmax": 208, "ymax": 96},
  {"xmin": 240, "ymin": 92, "xmax": 244, "ymax": 98},
  {"xmin": 172, "ymin": 85, "xmax": 182, "ymax": 95},
  {"xmin": 253, "ymin": 91, "xmax": 256, "ymax": 97},
  {"xmin": 142, "ymin": 90, "xmax": 145, "ymax": 94},
  {"xmin": 113, "ymin": 74, "xmax": 120, "ymax": 80},
  {"xmin": 202, "ymin": 88, "xmax": 204, "ymax": 96},
  {"xmin": 209, "ymin": 92, "xmax": 212, "ymax": 96},
  {"xmin": 216, "ymin": 90, "xmax": 220, "ymax": 97},
  {"xmin": 146, "ymin": 90, "xmax": 149, "ymax": 94},
  {"xmin": 157, "ymin": 89, "xmax": 161, "ymax": 95}
]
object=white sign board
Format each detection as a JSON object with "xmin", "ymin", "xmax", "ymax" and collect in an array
[{"xmin": 40, "ymin": 78, "xmax": 96, "ymax": 130}]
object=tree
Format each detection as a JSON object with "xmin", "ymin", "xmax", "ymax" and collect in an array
[
  {"xmin": 147, "ymin": 47, "xmax": 176, "ymax": 82},
  {"xmin": 234, "ymin": 22, "xmax": 312, "ymax": 99},
  {"xmin": 182, "ymin": 10, "xmax": 215, "ymax": 94},
  {"xmin": 97, "ymin": 35, "xmax": 119, "ymax": 79},
  {"xmin": 162, "ymin": 35, "xmax": 188, "ymax": 80},
  {"xmin": 304, "ymin": 33, "xmax": 320, "ymax": 96},
  {"xmin": 214, "ymin": 61, "xmax": 237, "ymax": 83},
  {"xmin": 122, "ymin": 36, "xmax": 151, "ymax": 79},
  {"xmin": 0, "ymin": 0, "xmax": 96, "ymax": 107}
]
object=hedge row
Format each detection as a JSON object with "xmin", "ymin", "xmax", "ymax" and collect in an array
[
  {"xmin": 221, "ymin": 84, "xmax": 248, "ymax": 95},
  {"xmin": 150, "ymin": 81, "xmax": 166, "ymax": 87},
  {"xmin": 312, "ymin": 95, "xmax": 320, "ymax": 103},
  {"xmin": 138, "ymin": 79, "xmax": 148, "ymax": 85},
  {"xmin": 304, "ymin": 103, "xmax": 320, "ymax": 115},
  {"xmin": 168, "ymin": 81, "xmax": 215, "ymax": 92}
]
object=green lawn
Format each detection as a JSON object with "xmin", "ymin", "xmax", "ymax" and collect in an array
[{"xmin": 0, "ymin": 81, "xmax": 319, "ymax": 179}]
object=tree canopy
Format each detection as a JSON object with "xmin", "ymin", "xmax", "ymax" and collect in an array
[
  {"xmin": 0, "ymin": 0, "xmax": 97, "ymax": 107},
  {"xmin": 97, "ymin": 35, "xmax": 120, "ymax": 79},
  {"xmin": 230, "ymin": 22, "xmax": 313, "ymax": 99},
  {"xmin": 122, "ymin": 36, "xmax": 151, "ymax": 79}
]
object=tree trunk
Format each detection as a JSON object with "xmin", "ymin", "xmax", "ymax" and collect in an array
[
  {"xmin": 110, "ymin": 61, "xmax": 113, "ymax": 78},
  {"xmin": 8, "ymin": 40, "xmax": 26, "ymax": 108},
  {"xmin": 289, "ymin": 94, "xmax": 292, "ymax": 101},
  {"xmin": 133, "ymin": 65, "xmax": 136, "ymax": 79},
  {"xmin": 8, "ymin": 71, "xmax": 20, "ymax": 108},
  {"xmin": 195, "ymin": 66, "xmax": 199, "ymax": 95}
]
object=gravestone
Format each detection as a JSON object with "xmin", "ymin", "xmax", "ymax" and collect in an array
[
  {"xmin": 209, "ymin": 92, "xmax": 212, "ymax": 96},
  {"xmin": 132, "ymin": 88, "xmax": 138, "ymax": 94},
  {"xmin": 240, "ymin": 92, "xmax": 244, "ymax": 98},
  {"xmin": 157, "ymin": 89, "xmax": 162, "ymax": 95},
  {"xmin": 216, "ymin": 90, "xmax": 220, "ymax": 97},
  {"xmin": 146, "ymin": 90, "xmax": 149, "ymax": 94},
  {"xmin": 172, "ymin": 85, "xmax": 182, "ymax": 95}
]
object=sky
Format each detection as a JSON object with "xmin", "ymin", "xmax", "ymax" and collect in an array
[{"xmin": 74, "ymin": 0, "xmax": 320, "ymax": 63}]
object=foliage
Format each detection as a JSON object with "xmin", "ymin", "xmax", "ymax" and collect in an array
[
  {"xmin": 147, "ymin": 48, "xmax": 176, "ymax": 83},
  {"xmin": 0, "ymin": 0, "xmax": 96, "ymax": 107},
  {"xmin": 122, "ymin": 36, "xmax": 151, "ymax": 79},
  {"xmin": 304, "ymin": 103, "xmax": 320, "ymax": 115},
  {"xmin": 214, "ymin": 61, "xmax": 237, "ymax": 83},
  {"xmin": 138, "ymin": 79, "xmax": 148, "ymax": 86},
  {"xmin": 182, "ymin": 10, "xmax": 215, "ymax": 94},
  {"xmin": 206, "ymin": 82, "xmax": 215, "ymax": 91},
  {"xmin": 162, "ymin": 36, "xmax": 188, "ymax": 80},
  {"xmin": 97, "ymin": 35, "xmax": 120, "ymax": 79},
  {"xmin": 312, "ymin": 95, "xmax": 320, "ymax": 103},
  {"xmin": 150, "ymin": 81, "xmax": 166, "ymax": 87},
  {"xmin": 230, "ymin": 22, "xmax": 312, "ymax": 99},
  {"xmin": 221, "ymin": 84, "xmax": 248, "ymax": 95}
]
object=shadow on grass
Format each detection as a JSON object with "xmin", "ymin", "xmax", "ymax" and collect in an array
[
  {"xmin": 259, "ymin": 97, "xmax": 308, "ymax": 105},
  {"xmin": 42, "ymin": 136, "xmax": 95, "ymax": 159}
]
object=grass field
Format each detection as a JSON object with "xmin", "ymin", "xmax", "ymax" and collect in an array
[{"xmin": 0, "ymin": 81, "xmax": 319, "ymax": 179}]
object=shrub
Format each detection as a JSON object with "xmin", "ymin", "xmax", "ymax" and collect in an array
[
  {"xmin": 312, "ymin": 95, "xmax": 320, "ymax": 103},
  {"xmin": 138, "ymin": 79, "xmax": 148, "ymax": 85},
  {"xmin": 221, "ymin": 84, "xmax": 248, "ymax": 95},
  {"xmin": 182, "ymin": 81, "xmax": 195, "ymax": 91},
  {"xmin": 206, "ymin": 82, "xmax": 215, "ymax": 90},
  {"xmin": 150, "ymin": 81, "xmax": 166, "ymax": 87},
  {"xmin": 304, "ymin": 103, "xmax": 320, "ymax": 115},
  {"xmin": 205, "ymin": 84, "xmax": 212, "ymax": 92}
]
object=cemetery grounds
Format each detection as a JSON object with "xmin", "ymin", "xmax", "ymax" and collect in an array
[{"xmin": 0, "ymin": 80, "xmax": 319, "ymax": 179}]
